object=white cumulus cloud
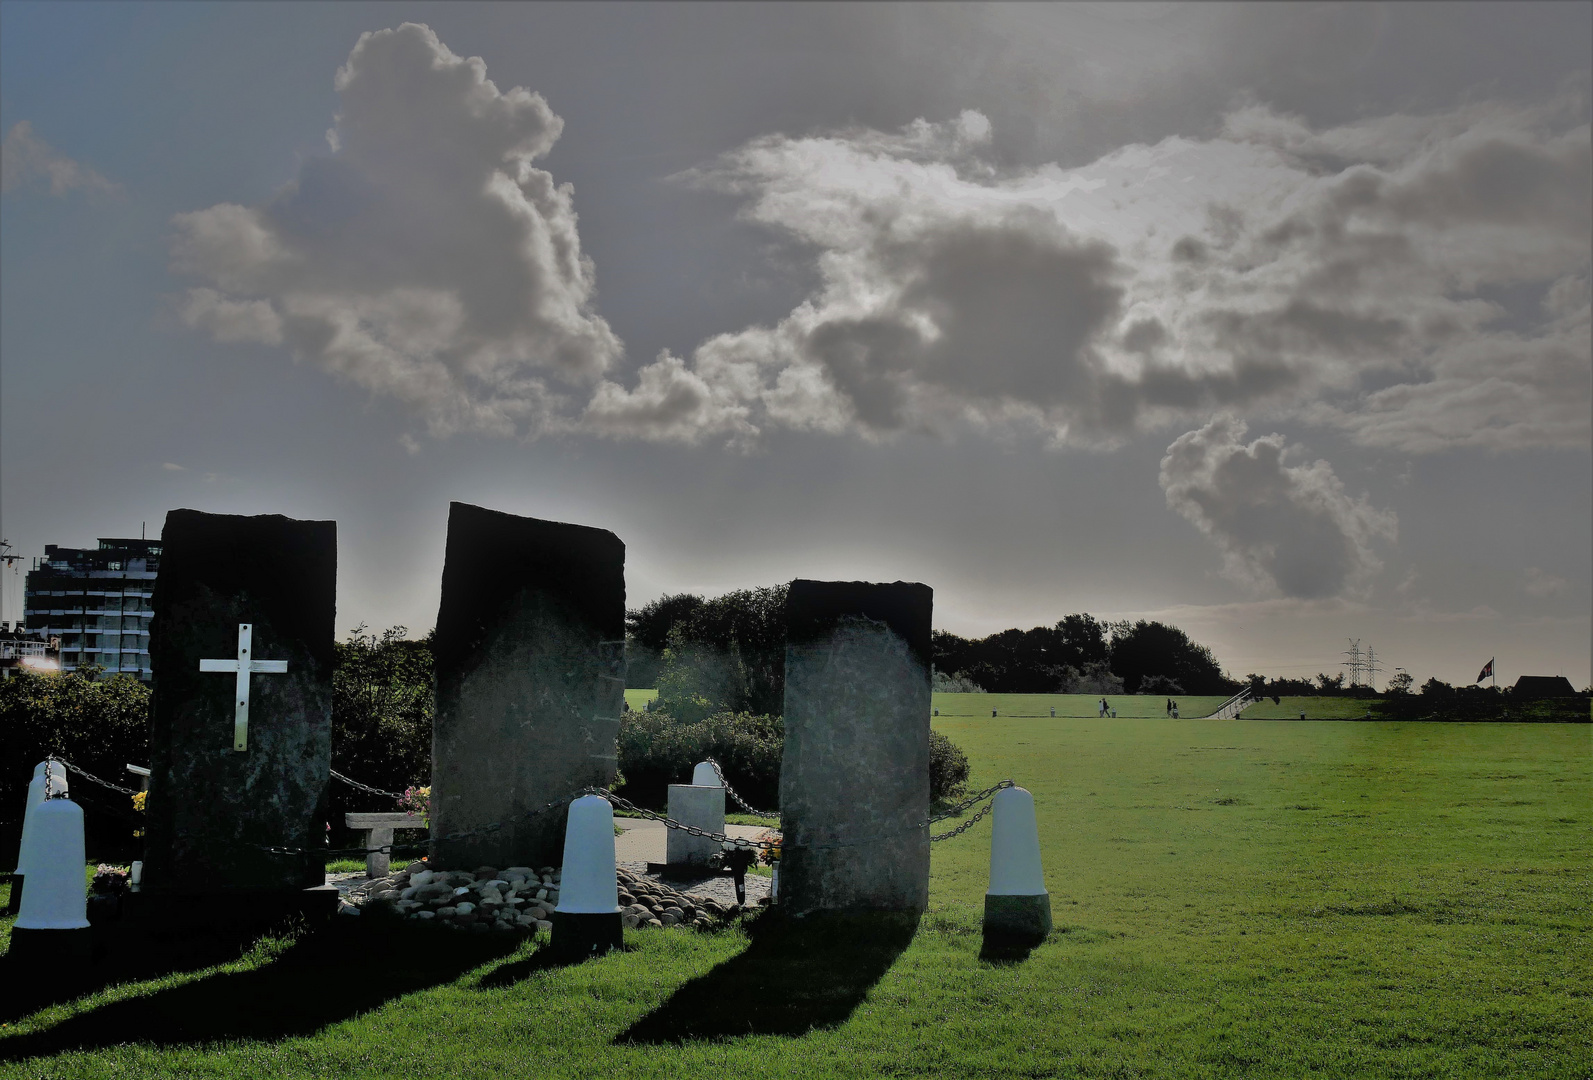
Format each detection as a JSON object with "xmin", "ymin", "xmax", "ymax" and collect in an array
[
  {"xmin": 170, "ymin": 23, "xmax": 621, "ymax": 439},
  {"xmin": 626, "ymin": 99, "xmax": 1589, "ymax": 451},
  {"xmin": 1, "ymin": 121, "xmax": 120, "ymax": 198},
  {"xmin": 1159, "ymin": 416, "xmax": 1397, "ymax": 599}
]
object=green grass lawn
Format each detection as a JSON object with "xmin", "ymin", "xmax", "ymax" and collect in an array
[
  {"xmin": 1239, "ymin": 695, "xmax": 1384, "ymax": 720},
  {"xmin": 3, "ymin": 717, "xmax": 1588, "ymax": 1078},
  {"xmin": 627, "ymin": 689, "xmax": 1232, "ymax": 718},
  {"xmin": 932, "ymin": 692, "xmax": 1230, "ymax": 718}
]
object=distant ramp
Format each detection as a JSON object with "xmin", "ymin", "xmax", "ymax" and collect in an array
[{"xmin": 1198, "ymin": 688, "xmax": 1254, "ymax": 720}]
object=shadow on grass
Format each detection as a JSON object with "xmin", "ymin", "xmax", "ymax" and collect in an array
[
  {"xmin": 978, "ymin": 935, "xmax": 1040, "ymax": 965},
  {"xmin": 0, "ymin": 919, "xmax": 518, "ymax": 1061},
  {"xmin": 616, "ymin": 909, "xmax": 918, "ymax": 1044}
]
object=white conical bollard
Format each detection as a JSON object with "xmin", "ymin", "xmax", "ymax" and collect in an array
[
  {"xmin": 11, "ymin": 795, "xmax": 92, "ymax": 961},
  {"xmin": 552, "ymin": 794, "xmax": 622, "ymax": 960},
  {"xmin": 9, "ymin": 761, "xmax": 70, "ymax": 915},
  {"xmin": 983, "ymin": 786, "xmax": 1052, "ymax": 946}
]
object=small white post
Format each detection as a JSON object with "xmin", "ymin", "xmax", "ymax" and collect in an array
[
  {"xmin": 15, "ymin": 761, "xmax": 68, "ymax": 875},
  {"xmin": 552, "ymin": 794, "xmax": 622, "ymax": 959},
  {"xmin": 983, "ymin": 786, "xmax": 1052, "ymax": 946},
  {"xmin": 8, "ymin": 761, "xmax": 70, "ymax": 915},
  {"xmin": 11, "ymin": 796, "xmax": 92, "ymax": 961}
]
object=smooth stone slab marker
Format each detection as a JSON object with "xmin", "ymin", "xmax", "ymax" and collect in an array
[
  {"xmin": 141, "ymin": 509, "xmax": 336, "ymax": 893},
  {"xmin": 10, "ymin": 796, "xmax": 91, "ymax": 962},
  {"xmin": 666, "ymin": 760, "xmax": 725, "ymax": 866},
  {"xmin": 779, "ymin": 579, "xmax": 933, "ymax": 916},
  {"xmin": 552, "ymin": 794, "xmax": 622, "ymax": 960},
  {"xmin": 982, "ymin": 785, "xmax": 1052, "ymax": 945},
  {"xmin": 431, "ymin": 503, "xmax": 625, "ymax": 870}
]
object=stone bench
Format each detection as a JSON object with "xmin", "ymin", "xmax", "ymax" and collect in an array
[{"xmin": 344, "ymin": 812, "xmax": 425, "ymax": 878}]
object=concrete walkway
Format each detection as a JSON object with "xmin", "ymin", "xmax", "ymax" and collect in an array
[{"xmin": 614, "ymin": 817, "xmax": 772, "ymax": 864}]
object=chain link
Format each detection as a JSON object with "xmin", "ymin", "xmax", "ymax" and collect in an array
[
  {"xmin": 256, "ymin": 785, "xmax": 584, "ymax": 858},
  {"xmin": 593, "ymin": 787, "xmax": 777, "ymax": 850},
  {"xmin": 925, "ymin": 779, "xmax": 1015, "ymax": 827},
  {"xmin": 702, "ymin": 758, "xmax": 780, "ymax": 820},
  {"xmin": 330, "ymin": 769, "xmax": 409, "ymax": 802},
  {"xmin": 47, "ymin": 755, "xmax": 142, "ymax": 797},
  {"xmin": 929, "ymin": 797, "xmax": 998, "ymax": 841},
  {"xmin": 251, "ymin": 776, "xmax": 1016, "ymax": 859}
]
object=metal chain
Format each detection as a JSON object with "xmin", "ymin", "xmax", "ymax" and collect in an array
[
  {"xmin": 330, "ymin": 769, "xmax": 409, "ymax": 802},
  {"xmin": 702, "ymin": 758, "xmax": 779, "ymax": 820},
  {"xmin": 930, "ymin": 797, "xmax": 998, "ymax": 841},
  {"xmin": 263, "ymin": 779, "xmax": 1017, "ymax": 858},
  {"xmin": 590, "ymin": 787, "xmax": 777, "ymax": 850},
  {"xmin": 47, "ymin": 755, "xmax": 142, "ymax": 797},
  {"xmin": 256, "ymin": 785, "xmax": 583, "ymax": 858},
  {"xmin": 925, "ymin": 780, "xmax": 1015, "ymax": 827},
  {"xmin": 44, "ymin": 755, "xmax": 57, "ymax": 799}
]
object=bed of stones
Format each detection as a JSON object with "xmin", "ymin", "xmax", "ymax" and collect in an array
[{"xmin": 349, "ymin": 861, "xmax": 746, "ymax": 933}]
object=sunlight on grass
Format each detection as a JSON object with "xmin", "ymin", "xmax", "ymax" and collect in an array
[{"xmin": 3, "ymin": 717, "xmax": 1587, "ymax": 1078}]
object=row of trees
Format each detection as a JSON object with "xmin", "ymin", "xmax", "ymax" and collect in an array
[{"xmin": 628, "ymin": 592, "xmax": 1237, "ymax": 697}]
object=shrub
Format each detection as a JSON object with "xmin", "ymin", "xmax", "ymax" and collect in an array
[
  {"xmin": 1059, "ymin": 661, "xmax": 1125, "ymax": 695},
  {"xmin": 932, "ymin": 669, "xmax": 986, "ymax": 693},
  {"xmin": 0, "ymin": 668, "xmax": 151, "ymax": 862},
  {"xmin": 617, "ymin": 708, "xmax": 784, "ymax": 810},
  {"xmin": 929, "ymin": 729, "xmax": 970, "ymax": 803},
  {"xmin": 329, "ymin": 626, "xmax": 433, "ymax": 845}
]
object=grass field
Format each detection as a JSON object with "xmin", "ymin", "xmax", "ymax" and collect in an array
[
  {"xmin": 626, "ymin": 689, "xmax": 1234, "ymax": 718},
  {"xmin": 1238, "ymin": 696, "xmax": 1383, "ymax": 720},
  {"xmin": 3, "ymin": 716, "xmax": 1588, "ymax": 1078}
]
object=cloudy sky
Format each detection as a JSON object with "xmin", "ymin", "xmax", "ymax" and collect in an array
[{"xmin": 2, "ymin": 2, "xmax": 1588, "ymax": 687}]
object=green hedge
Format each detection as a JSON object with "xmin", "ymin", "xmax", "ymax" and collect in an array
[
  {"xmin": 617, "ymin": 707, "xmax": 973, "ymax": 812},
  {"xmin": 0, "ymin": 668, "xmax": 151, "ymax": 863}
]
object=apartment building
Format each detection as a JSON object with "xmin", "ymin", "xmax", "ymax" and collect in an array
[{"xmin": 23, "ymin": 537, "xmax": 161, "ymax": 680}]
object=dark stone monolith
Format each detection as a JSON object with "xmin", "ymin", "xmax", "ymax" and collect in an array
[
  {"xmin": 778, "ymin": 579, "xmax": 933, "ymax": 915},
  {"xmin": 141, "ymin": 510, "xmax": 336, "ymax": 894},
  {"xmin": 431, "ymin": 503, "xmax": 625, "ymax": 870}
]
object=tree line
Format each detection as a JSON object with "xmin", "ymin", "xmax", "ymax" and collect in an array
[{"xmin": 627, "ymin": 588, "xmax": 1237, "ymax": 697}]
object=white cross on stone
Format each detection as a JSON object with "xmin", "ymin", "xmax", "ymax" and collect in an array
[{"xmin": 199, "ymin": 623, "xmax": 288, "ymax": 752}]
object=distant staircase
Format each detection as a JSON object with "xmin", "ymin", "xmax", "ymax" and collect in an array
[{"xmin": 1198, "ymin": 687, "xmax": 1255, "ymax": 720}]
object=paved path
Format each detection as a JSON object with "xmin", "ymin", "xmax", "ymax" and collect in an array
[{"xmin": 613, "ymin": 817, "xmax": 770, "ymax": 864}]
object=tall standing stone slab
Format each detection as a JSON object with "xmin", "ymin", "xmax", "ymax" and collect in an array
[
  {"xmin": 779, "ymin": 579, "xmax": 933, "ymax": 915},
  {"xmin": 142, "ymin": 510, "xmax": 336, "ymax": 894},
  {"xmin": 431, "ymin": 503, "xmax": 625, "ymax": 870}
]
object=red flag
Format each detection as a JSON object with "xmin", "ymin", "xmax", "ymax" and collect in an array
[{"xmin": 1476, "ymin": 658, "xmax": 1494, "ymax": 683}]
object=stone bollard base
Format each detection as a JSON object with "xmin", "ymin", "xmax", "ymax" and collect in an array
[
  {"xmin": 551, "ymin": 910, "xmax": 622, "ymax": 962},
  {"xmin": 982, "ymin": 893, "xmax": 1052, "ymax": 945},
  {"xmin": 7, "ymin": 925, "xmax": 92, "ymax": 964}
]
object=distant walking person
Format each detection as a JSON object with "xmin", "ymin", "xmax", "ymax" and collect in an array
[{"xmin": 1166, "ymin": 698, "xmax": 1173, "ymax": 716}]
